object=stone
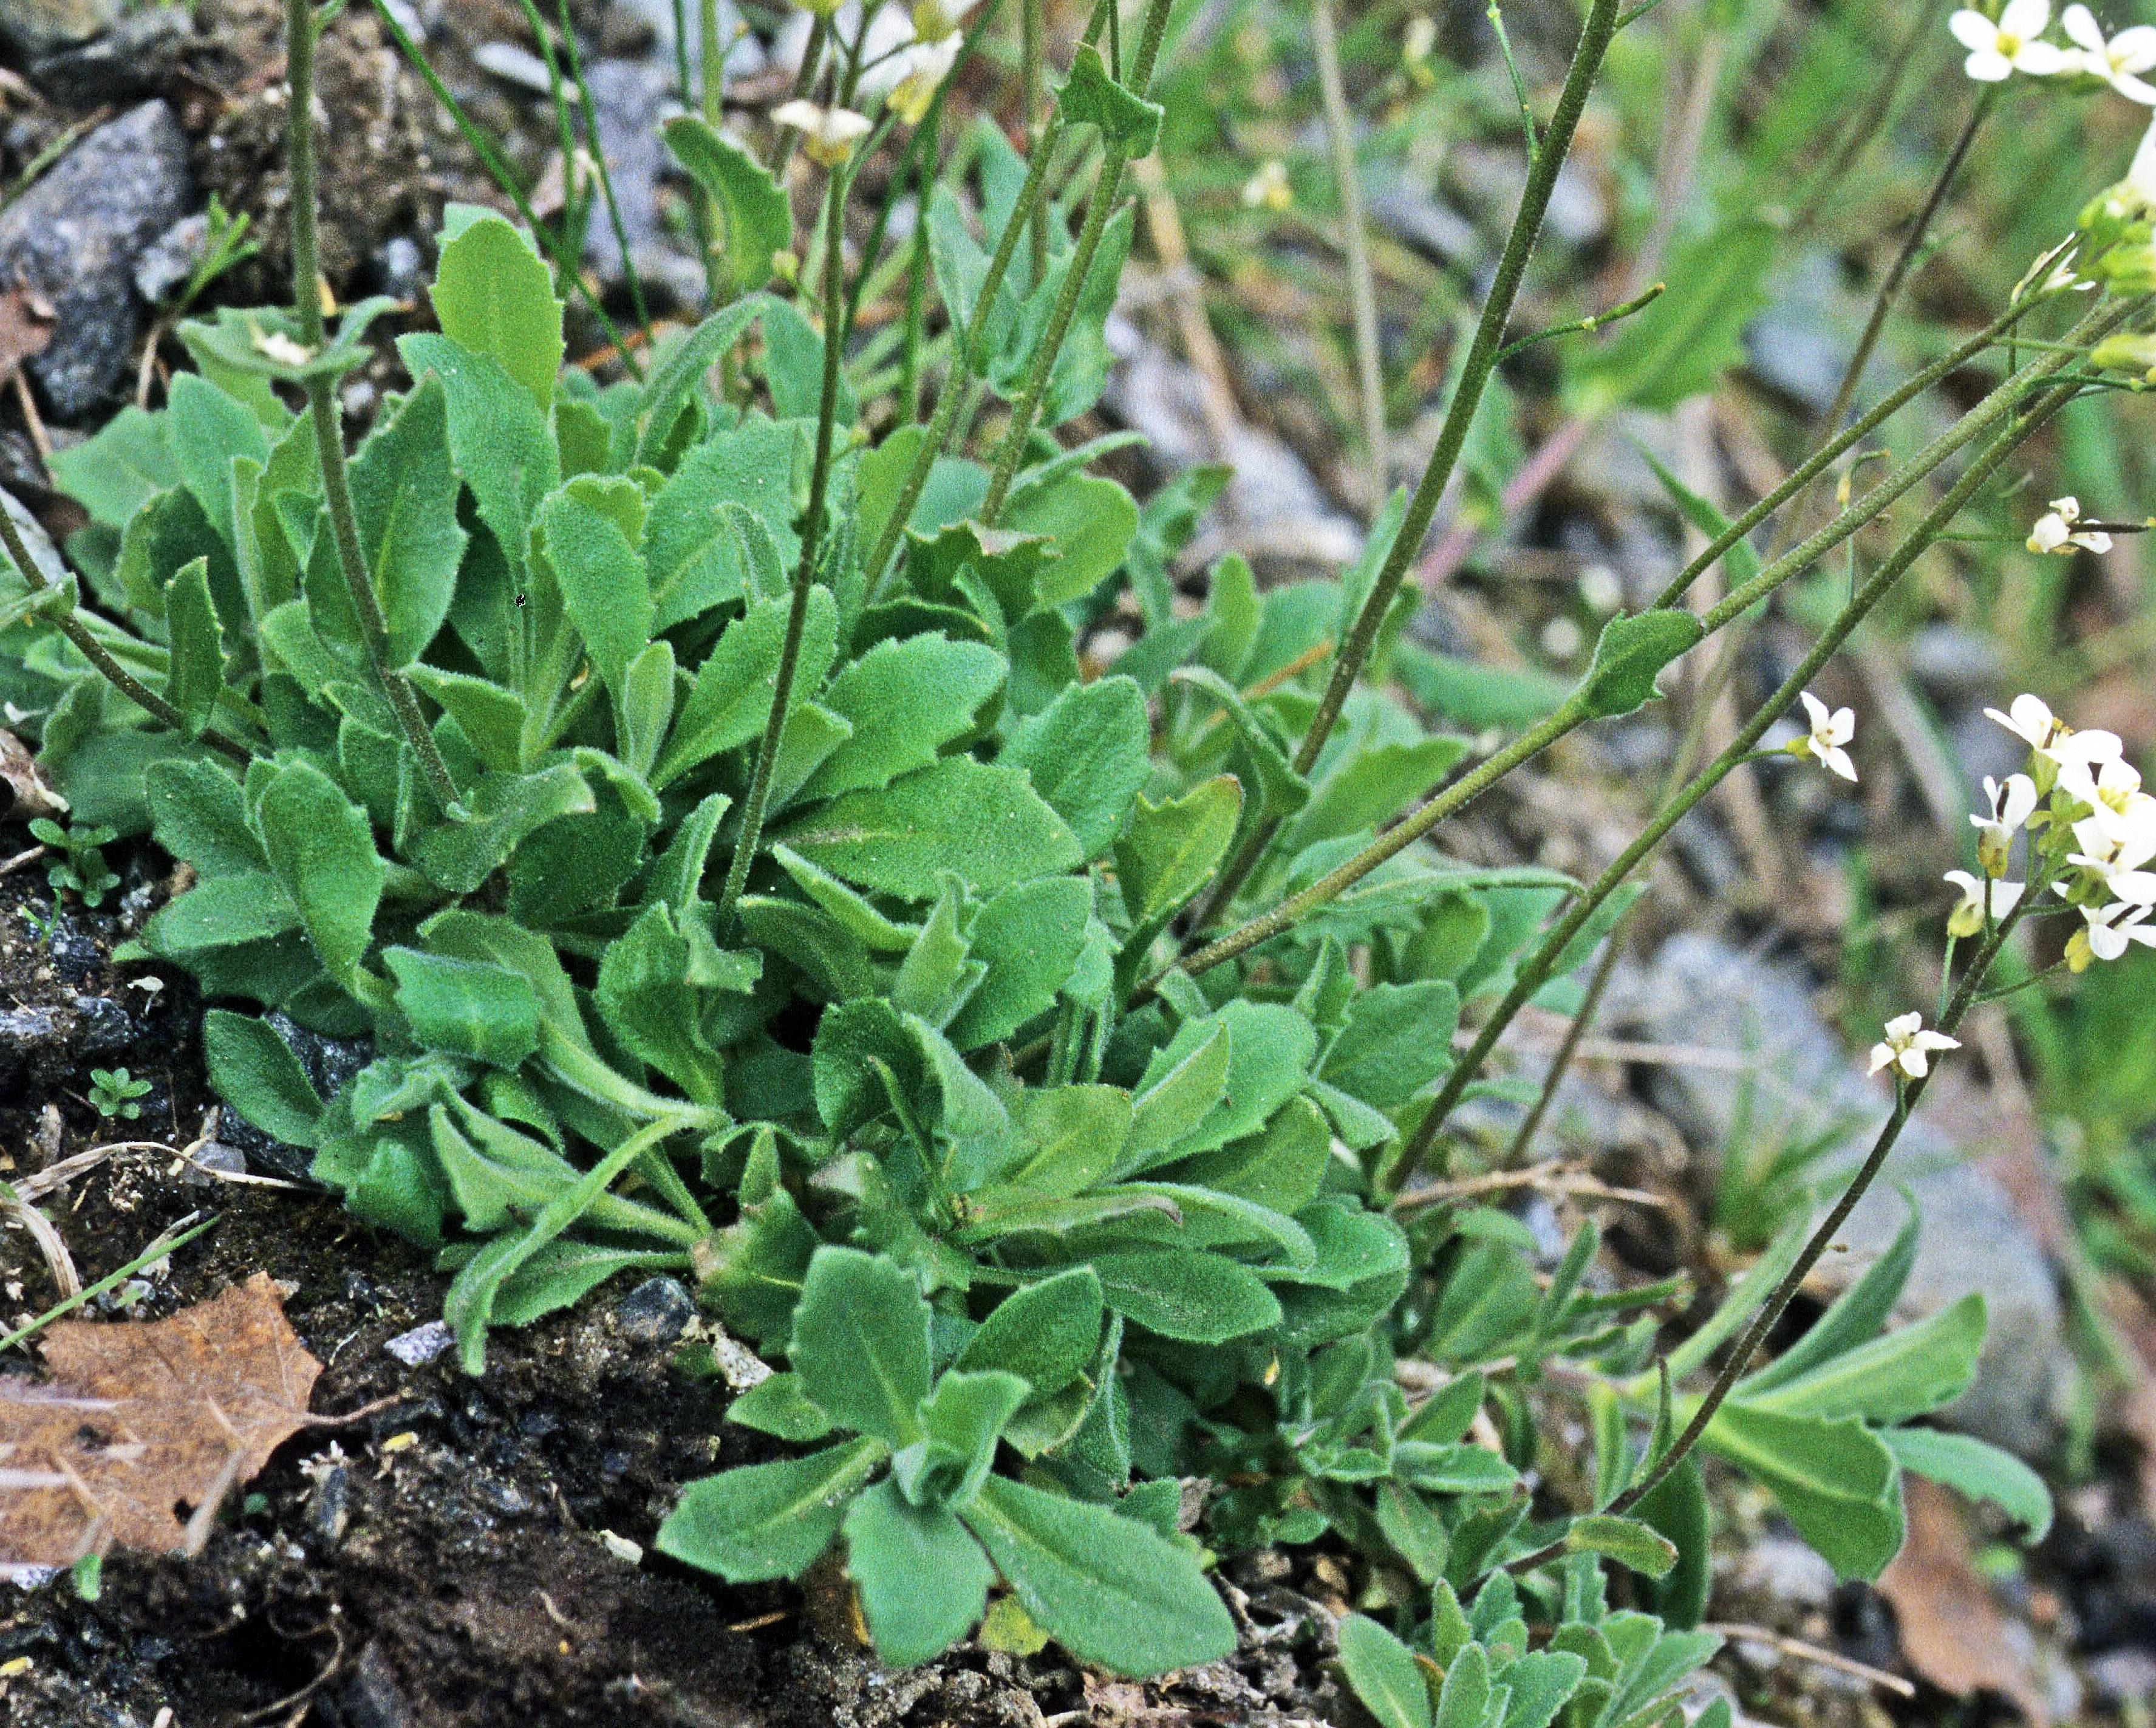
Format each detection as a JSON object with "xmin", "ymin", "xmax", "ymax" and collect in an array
[
  {"xmin": 27, "ymin": 5, "xmax": 189, "ymax": 108},
  {"xmin": 0, "ymin": 101, "xmax": 191, "ymax": 420},
  {"xmin": 0, "ymin": 0, "xmax": 119, "ymax": 56},
  {"xmin": 306, "ymin": 1464, "xmax": 350, "ymax": 1545},
  {"xmin": 1610, "ymin": 932, "xmax": 2070, "ymax": 1456},
  {"xmin": 383, "ymin": 1320, "xmax": 454, "ymax": 1367},
  {"xmin": 67, "ymin": 994, "xmax": 132, "ymax": 1056},
  {"xmin": 343, "ymin": 1642, "xmax": 416, "ymax": 1728},
  {"xmin": 613, "ymin": 1276, "xmax": 695, "ymax": 1345},
  {"xmin": 132, "ymin": 212, "xmax": 209, "ymax": 306}
]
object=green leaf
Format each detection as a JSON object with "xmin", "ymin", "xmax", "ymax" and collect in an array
[
  {"xmin": 383, "ymin": 947, "xmax": 541, "ymax": 1069},
  {"xmin": 1173, "ymin": 666, "xmax": 1309, "ymax": 824},
  {"xmin": 429, "ymin": 213, "xmax": 565, "ymax": 409},
  {"xmin": 202, "ymin": 1009, "xmax": 324, "ymax": 1147},
  {"xmin": 944, "ymin": 876, "xmax": 1090, "ymax": 1050},
  {"xmin": 1090, "ymin": 1249, "xmax": 1283, "ymax": 1342},
  {"xmin": 1320, "ymin": 980, "xmax": 1460, "ymax": 1108},
  {"xmin": 1114, "ymin": 776, "xmax": 1241, "ymax": 926},
  {"xmin": 800, "ymin": 632, "xmax": 1006, "ymax": 801},
  {"xmin": 655, "ymin": 1437, "xmax": 885, "ymax": 1582},
  {"xmin": 960, "ymin": 1475, "xmax": 1234, "ymax": 1678},
  {"xmin": 726, "ymin": 1373, "xmax": 836, "ymax": 1442},
  {"xmin": 1336, "ymin": 1614, "xmax": 1434, "ymax": 1728},
  {"xmin": 663, "ymin": 116, "xmax": 790, "ymax": 293},
  {"xmin": 1880, "ymin": 1428, "xmax": 2052, "ymax": 1540},
  {"xmin": 1700, "ymin": 1401, "xmax": 1903, "ymax": 1580},
  {"xmin": 1433, "ymin": 1639, "xmax": 1490, "ymax": 1728},
  {"xmin": 843, "ymin": 1479, "xmax": 995, "ymax": 1667},
  {"xmin": 1632, "ymin": 1449, "xmax": 1711, "ymax": 1630},
  {"xmin": 407, "ymin": 763, "xmax": 596, "ymax": 894},
  {"xmin": 146, "ymin": 759, "xmax": 265, "ymax": 875},
  {"xmin": 776, "ymin": 758, "xmax": 1082, "ymax": 899},
  {"xmin": 254, "ymin": 759, "xmax": 384, "ymax": 992},
  {"xmin": 1575, "ymin": 610, "xmax": 1704, "ymax": 719},
  {"xmin": 595, "ymin": 903, "xmax": 723, "ymax": 1104},
  {"xmin": 1639, "ymin": 446, "xmax": 1761, "ymax": 590},
  {"xmin": 349, "ymin": 374, "xmax": 466, "ymax": 664},
  {"xmin": 953, "ymin": 1266, "xmax": 1104, "ymax": 1399},
  {"xmin": 1564, "ymin": 1515, "xmax": 1678, "ymax": 1579},
  {"xmin": 1498, "ymin": 1651, "xmax": 1588, "ymax": 1728},
  {"xmin": 790, "ymin": 1246, "xmax": 933, "ymax": 1448},
  {"xmin": 1127, "ymin": 1021, "xmax": 1231, "ymax": 1156},
  {"xmin": 899, "ymin": 1368, "xmax": 1029, "ymax": 1508},
  {"xmin": 1003, "ymin": 471, "xmax": 1139, "ymax": 603},
  {"xmin": 160, "ymin": 556, "xmax": 223, "ymax": 737},
  {"xmin": 1055, "ymin": 43, "xmax": 1164, "ymax": 155},
  {"xmin": 541, "ymin": 478, "xmax": 653, "ymax": 698},
  {"xmin": 397, "ymin": 333, "xmax": 561, "ymax": 574},
  {"xmin": 1000, "ymin": 1085, "xmax": 1133, "ymax": 1198},
  {"xmin": 1741, "ymin": 1293, "xmax": 1985, "ymax": 1426},
  {"xmin": 1130, "ymin": 1000, "xmax": 1317, "ymax": 1164},
  {"xmin": 1005, "ymin": 675, "xmax": 1150, "ymax": 858},
  {"xmin": 633, "ymin": 293, "xmax": 776, "ymax": 465},
  {"xmin": 653, "ymin": 586, "xmax": 837, "ymax": 788},
  {"xmin": 1740, "ymin": 1204, "xmax": 1917, "ymax": 1395}
]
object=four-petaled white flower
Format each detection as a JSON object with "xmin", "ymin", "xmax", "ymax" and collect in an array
[
  {"xmin": 2063, "ymin": 3, "xmax": 2156, "ymax": 100},
  {"xmin": 1789, "ymin": 690, "xmax": 1858, "ymax": 782},
  {"xmin": 1243, "ymin": 160, "xmax": 1292, "ymax": 211},
  {"xmin": 1945, "ymin": 869, "xmax": 2025, "ymax": 938},
  {"xmin": 2059, "ymin": 752, "xmax": 2147, "ymax": 821},
  {"xmin": 2076, "ymin": 898, "xmax": 2156, "ymax": 966},
  {"xmin": 1870, "ymin": 1012, "xmax": 1961, "ymax": 1081},
  {"xmin": 2027, "ymin": 496, "xmax": 2113, "ymax": 555},
  {"xmin": 1971, "ymin": 772, "xmax": 2038, "ymax": 876},
  {"xmin": 887, "ymin": 35, "xmax": 962, "ymax": 126},
  {"xmin": 776, "ymin": 100, "xmax": 873, "ymax": 168},
  {"xmin": 2064, "ymin": 807, "xmax": 2156, "ymax": 901},
  {"xmin": 1984, "ymin": 694, "xmax": 2124, "ymax": 777},
  {"xmin": 1950, "ymin": 0, "xmax": 2070, "ymax": 80}
]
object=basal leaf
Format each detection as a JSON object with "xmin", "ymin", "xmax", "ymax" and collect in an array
[
  {"xmin": 1336, "ymin": 1613, "xmax": 1434, "ymax": 1728},
  {"xmin": 790, "ymin": 1246, "xmax": 933, "ymax": 1448},
  {"xmin": 800, "ymin": 632, "xmax": 1006, "ymax": 801},
  {"xmin": 253, "ymin": 759, "xmax": 384, "ymax": 993},
  {"xmin": 429, "ymin": 213, "xmax": 565, "ymax": 409},
  {"xmin": 1114, "ymin": 776, "xmax": 1241, "ymax": 926},
  {"xmin": 383, "ymin": 946, "xmax": 541, "ymax": 1069},
  {"xmin": 202, "ymin": 1009, "xmax": 324, "ymax": 1148},
  {"xmin": 1005, "ymin": 675, "xmax": 1150, "ymax": 858},
  {"xmin": 656, "ymin": 1437, "xmax": 885, "ymax": 1582},
  {"xmin": 843, "ymin": 1479, "xmax": 995, "ymax": 1667},
  {"xmin": 349, "ymin": 374, "xmax": 465, "ymax": 665},
  {"xmin": 1089, "ymin": 1249, "xmax": 1282, "ymax": 1343}
]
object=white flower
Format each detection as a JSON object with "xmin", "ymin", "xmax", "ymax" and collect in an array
[
  {"xmin": 1787, "ymin": 690, "xmax": 1858, "ymax": 782},
  {"xmin": 1945, "ymin": 869, "xmax": 2025, "ymax": 937},
  {"xmin": 2132, "ymin": 115, "xmax": 2156, "ymax": 205},
  {"xmin": 2062, "ymin": 3, "xmax": 2156, "ymax": 100},
  {"xmin": 2065, "ymin": 804, "xmax": 2156, "ymax": 898},
  {"xmin": 2058, "ymin": 751, "xmax": 2146, "ymax": 813},
  {"xmin": 1985, "ymin": 694, "xmax": 2123, "ymax": 777},
  {"xmin": 1242, "ymin": 159, "xmax": 1292, "ymax": 211},
  {"xmin": 2027, "ymin": 496, "xmax": 2113, "ymax": 554},
  {"xmin": 2071, "ymin": 898, "xmax": 2156, "ymax": 968},
  {"xmin": 1971, "ymin": 772, "xmax": 2038, "ymax": 875},
  {"xmin": 1950, "ymin": 0, "xmax": 2070, "ymax": 79},
  {"xmin": 776, "ymin": 100, "xmax": 873, "ymax": 167},
  {"xmin": 886, "ymin": 35, "xmax": 961, "ymax": 125},
  {"xmin": 1869, "ymin": 1012, "xmax": 1961, "ymax": 1081}
]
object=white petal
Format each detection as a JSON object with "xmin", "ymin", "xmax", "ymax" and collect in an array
[
  {"xmin": 1950, "ymin": 8, "xmax": 2001, "ymax": 48},
  {"xmin": 1799, "ymin": 690, "xmax": 1830, "ymax": 733},
  {"xmin": 2112, "ymin": 26, "xmax": 2156, "ymax": 66},
  {"xmin": 1900, "ymin": 1048, "xmax": 1930, "ymax": 1079},
  {"xmin": 1822, "ymin": 746, "xmax": 1858, "ymax": 784},
  {"xmin": 2002, "ymin": 0, "xmax": 2052, "ymax": 39},
  {"xmin": 2133, "ymin": 118, "xmax": 2156, "ymax": 202},
  {"xmin": 1869, "ymin": 1043, "xmax": 1897, "ymax": 1074},
  {"xmin": 2013, "ymin": 38, "xmax": 2070, "ymax": 71},
  {"xmin": 2002, "ymin": 774, "xmax": 2038, "ymax": 827},
  {"xmin": 1827, "ymin": 706, "xmax": 1855, "ymax": 745},
  {"xmin": 1914, "ymin": 1030, "xmax": 1962, "ymax": 1053},
  {"xmin": 2110, "ymin": 870, "xmax": 2156, "ymax": 904},
  {"xmin": 1990, "ymin": 880, "xmax": 2026, "ymax": 916},
  {"xmin": 1885, "ymin": 1011, "xmax": 1923, "ymax": 1041},
  {"xmin": 1965, "ymin": 47, "xmax": 2016, "ymax": 77},
  {"xmin": 1944, "ymin": 869, "xmax": 1982, "ymax": 896},
  {"xmin": 2062, "ymin": 2, "xmax": 2106, "ymax": 53},
  {"xmin": 2089, "ymin": 921, "xmax": 2130, "ymax": 960}
]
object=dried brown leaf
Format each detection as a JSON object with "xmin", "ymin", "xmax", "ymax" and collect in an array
[
  {"xmin": 0, "ymin": 729, "xmax": 66, "ymax": 821},
  {"xmin": 0, "ymin": 1274, "xmax": 324, "ymax": 1566},
  {"xmin": 1877, "ymin": 1478, "xmax": 2049, "ymax": 1727},
  {"xmin": 0, "ymin": 290, "xmax": 52, "ymax": 389}
]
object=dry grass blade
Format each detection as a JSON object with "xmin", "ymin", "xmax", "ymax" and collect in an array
[{"xmin": 0, "ymin": 1273, "xmax": 324, "ymax": 1566}]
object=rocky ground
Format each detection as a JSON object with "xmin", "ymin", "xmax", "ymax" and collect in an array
[{"xmin": 0, "ymin": 1, "xmax": 2149, "ymax": 1724}]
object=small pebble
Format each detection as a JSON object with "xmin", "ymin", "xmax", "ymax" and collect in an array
[
  {"xmin": 599, "ymin": 1529, "xmax": 644, "ymax": 1565},
  {"xmin": 384, "ymin": 1320, "xmax": 454, "ymax": 1366},
  {"xmin": 473, "ymin": 41, "xmax": 560, "ymax": 96},
  {"xmin": 613, "ymin": 1276, "xmax": 695, "ymax": 1345},
  {"xmin": 307, "ymin": 1465, "xmax": 350, "ymax": 1544}
]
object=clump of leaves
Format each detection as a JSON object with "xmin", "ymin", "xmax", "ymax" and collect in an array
[
  {"xmin": 29, "ymin": 817, "xmax": 119, "ymax": 906},
  {"xmin": 87, "ymin": 1067, "xmax": 151, "ymax": 1121}
]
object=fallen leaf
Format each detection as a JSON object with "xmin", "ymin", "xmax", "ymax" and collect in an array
[
  {"xmin": 0, "ymin": 1274, "xmax": 324, "ymax": 1566},
  {"xmin": 0, "ymin": 729, "xmax": 66, "ymax": 820},
  {"xmin": 0, "ymin": 290, "xmax": 52, "ymax": 389},
  {"xmin": 1877, "ymin": 1477, "xmax": 2049, "ymax": 1727}
]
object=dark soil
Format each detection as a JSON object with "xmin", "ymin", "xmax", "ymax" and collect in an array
[{"xmin": 0, "ymin": 828, "xmax": 1345, "ymax": 1726}]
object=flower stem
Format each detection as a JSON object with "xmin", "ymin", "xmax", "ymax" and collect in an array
[
  {"xmin": 1314, "ymin": 0, "xmax": 1387, "ymax": 513},
  {"xmin": 287, "ymin": 0, "xmax": 462, "ymax": 812},
  {"xmin": 976, "ymin": 0, "xmax": 1178, "ymax": 525},
  {"xmin": 717, "ymin": 163, "xmax": 850, "ymax": 931}
]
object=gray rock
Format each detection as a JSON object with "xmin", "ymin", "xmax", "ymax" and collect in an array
[
  {"xmin": 0, "ymin": 101, "xmax": 190, "ymax": 420},
  {"xmin": 67, "ymin": 993, "xmax": 132, "ymax": 1054},
  {"xmin": 373, "ymin": 234, "xmax": 426, "ymax": 302},
  {"xmin": 0, "ymin": 0, "xmax": 119, "ymax": 56},
  {"xmin": 343, "ymin": 1642, "xmax": 415, "ymax": 1728},
  {"xmin": 27, "ymin": 5, "xmax": 189, "ymax": 108},
  {"xmin": 383, "ymin": 1319, "xmax": 453, "ymax": 1366},
  {"xmin": 1365, "ymin": 177, "xmax": 1481, "ymax": 270},
  {"xmin": 132, "ymin": 211, "xmax": 208, "ymax": 306},
  {"xmin": 306, "ymin": 1464, "xmax": 350, "ymax": 1545},
  {"xmin": 472, "ymin": 39, "xmax": 556, "ymax": 96},
  {"xmin": 613, "ymin": 0, "xmax": 766, "ymax": 77},
  {"xmin": 1906, "ymin": 623, "xmax": 2003, "ymax": 706},
  {"xmin": 1611, "ymin": 932, "xmax": 2069, "ymax": 1455},
  {"xmin": 613, "ymin": 1275, "xmax": 695, "ymax": 1344}
]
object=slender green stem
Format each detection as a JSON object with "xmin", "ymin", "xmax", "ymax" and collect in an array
[
  {"xmin": 1151, "ymin": 702, "xmax": 1588, "ymax": 998},
  {"xmin": 0, "ymin": 1213, "xmax": 219, "ymax": 1355},
  {"xmin": 1498, "ymin": 873, "xmax": 2041, "ymax": 1582},
  {"xmin": 977, "ymin": 0, "xmax": 1178, "ymax": 525},
  {"xmin": 1812, "ymin": 88, "xmax": 1994, "ymax": 442},
  {"xmin": 1495, "ymin": 281, "xmax": 1666, "ymax": 365},
  {"xmin": 288, "ymin": 0, "xmax": 462, "ymax": 811},
  {"xmin": 1314, "ymin": 0, "xmax": 1387, "ymax": 513},
  {"xmin": 899, "ymin": 112, "xmax": 936, "ymax": 419},
  {"xmin": 514, "ymin": 0, "xmax": 585, "ymax": 244},
  {"xmin": 1395, "ymin": 352, "xmax": 2110, "ymax": 1189},
  {"xmin": 1487, "ymin": 1, "xmax": 1541, "ymax": 160},
  {"xmin": 556, "ymin": 0, "xmax": 656, "ymax": 343},
  {"xmin": 0, "ymin": 508, "xmax": 253, "ymax": 765},
  {"xmin": 1650, "ymin": 300, "xmax": 2033, "ymax": 610},
  {"xmin": 717, "ymin": 166, "xmax": 850, "ymax": 929},
  {"xmin": 364, "ymin": 0, "xmax": 643, "ymax": 377},
  {"xmin": 1023, "ymin": 0, "xmax": 1049, "ymax": 282},
  {"xmin": 1189, "ymin": 0, "xmax": 1620, "ymax": 935}
]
